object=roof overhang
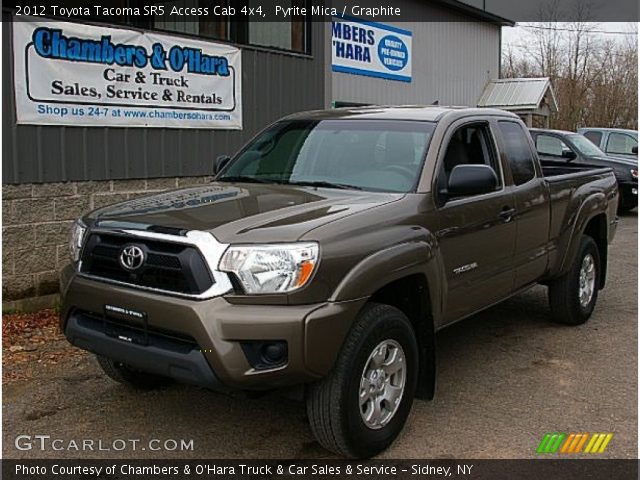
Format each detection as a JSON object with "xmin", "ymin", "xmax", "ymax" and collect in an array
[{"xmin": 433, "ymin": 0, "xmax": 516, "ymax": 26}]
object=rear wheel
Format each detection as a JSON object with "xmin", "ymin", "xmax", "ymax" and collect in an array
[
  {"xmin": 548, "ymin": 236, "xmax": 600, "ymax": 325},
  {"xmin": 306, "ymin": 303, "xmax": 418, "ymax": 458},
  {"xmin": 96, "ymin": 355, "xmax": 171, "ymax": 390}
]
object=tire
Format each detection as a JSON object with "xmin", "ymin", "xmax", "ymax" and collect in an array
[
  {"xmin": 96, "ymin": 355, "xmax": 171, "ymax": 390},
  {"xmin": 306, "ymin": 303, "xmax": 418, "ymax": 458},
  {"xmin": 548, "ymin": 235, "xmax": 600, "ymax": 325},
  {"xmin": 617, "ymin": 193, "xmax": 636, "ymax": 214},
  {"xmin": 618, "ymin": 204, "xmax": 635, "ymax": 215}
]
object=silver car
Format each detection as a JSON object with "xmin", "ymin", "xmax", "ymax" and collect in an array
[{"xmin": 578, "ymin": 128, "xmax": 638, "ymax": 160}]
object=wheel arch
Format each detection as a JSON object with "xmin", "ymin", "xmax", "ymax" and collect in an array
[{"xmin": 329, "ymin": 240, "xmax": 442, "ymax": 400}]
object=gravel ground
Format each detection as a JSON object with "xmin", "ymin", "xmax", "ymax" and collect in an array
[{"xmin": 3, "ymin": 214, "xmax": 637, "ymax": 459}]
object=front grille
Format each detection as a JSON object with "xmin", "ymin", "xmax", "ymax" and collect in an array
[{"xmin": 80, "ymin": 232, "xmax": 214, "ymax": 295}]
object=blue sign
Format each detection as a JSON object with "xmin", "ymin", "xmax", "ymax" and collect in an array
[{"xmin": 331, "ymin": 17, "xmax": 412, "ymax": 82}]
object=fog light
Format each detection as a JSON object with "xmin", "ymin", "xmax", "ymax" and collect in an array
[
  {"xmin": 241, "ymin": 341, "xmax": 288, "ymax": 370},
  {"xmin": 263, "ymin": 343, "xmax": 286, "ymax": 363}
]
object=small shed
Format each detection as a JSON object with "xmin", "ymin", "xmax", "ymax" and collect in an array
[{"xmin": 478, "ymin": 77, "xmax": 558, "ymax": 127}]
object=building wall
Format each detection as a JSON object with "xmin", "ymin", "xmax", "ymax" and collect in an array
[
  {"xmin": 2, "ymin": 13, "xmax": 326, "ymax": 302},
  {"xmin": 2, "ymin": 176, "xmax": 213, "ymax": 301},
  {"xmin": 2, "ymin": 12, "xmax": 326, "ymax": 184},
  {"xmin": 330, "ymin": 0, "xmax": 501, "ymax": 107}
]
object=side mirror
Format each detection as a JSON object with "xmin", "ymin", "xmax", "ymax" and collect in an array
[
  {"xmin": 562, "ymin": 150, "xmax": 577, "ymax": 160},
  {"xmin": 632, "ymin": 146, "xmax": 638, "ymax": 155},
  {"xmin": 447, "ymin": 164, "xmax": 498, "ymax": 197},
  {"xmin": 214, "ymin": 155, "xmax": 231, "ymax": 175}
]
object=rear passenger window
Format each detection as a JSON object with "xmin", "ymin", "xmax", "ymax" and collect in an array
[
  {"xmin": 498, "ymin": 121, "xmax": 536, "ymax": 185},
  {"xmin": 583, "ymin": 131, "xmax": 603, "ymax": 146},
  {"xmin": 606, "ymin": 133, "xmax": 638, "ymax": 155}
]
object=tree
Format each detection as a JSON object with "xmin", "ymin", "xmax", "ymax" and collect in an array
[{"xmin": 502, "ymin": 2, "xmax": 637, "ymax": 130}]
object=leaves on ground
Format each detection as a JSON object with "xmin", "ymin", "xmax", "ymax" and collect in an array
[{"xmin": 2, "ymin": 309, "xmax": 85, "ymax": 384}]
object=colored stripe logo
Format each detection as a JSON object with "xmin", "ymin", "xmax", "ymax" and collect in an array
[{"xmin": 537, "ymin": 433, "xmax": 613, "ymax": 454}]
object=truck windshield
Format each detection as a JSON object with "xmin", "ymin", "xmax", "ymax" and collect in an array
[
  {"xmin": 570, "ymin": 134, "xmax": 606, "ymax": 157},
  {"xmin": 219, "ymin": 119, "xmax": 436, "ymax": 193}
]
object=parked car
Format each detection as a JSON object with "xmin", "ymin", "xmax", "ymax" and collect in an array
[
  {"xmin": 530, "ymin": 128, "xmax": 637, "ymax": 213},
  {"xmin": 578, "ymin": 127, "xmax": 638, "ymax": 160},
  {"xmin": 61, "ymin": 107, "xmax": 618, "ymax": 458}
]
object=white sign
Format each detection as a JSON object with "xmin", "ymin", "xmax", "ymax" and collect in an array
[
  {"xmin": 331, "ymin": 17, "xmax": 412, "ymax": 83},
  {"xmin": 13, "ymin": 17, "xmax": 242, "ymax": 129}
]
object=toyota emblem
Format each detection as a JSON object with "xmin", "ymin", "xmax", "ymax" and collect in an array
[{"xmin": 119, "ymin": 245, "xmax": 145, "ymax": 271}]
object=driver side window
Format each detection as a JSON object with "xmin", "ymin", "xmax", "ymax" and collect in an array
[{"xmin": 437, "ymin": 123, "xmax": 501, "ymax": 196}]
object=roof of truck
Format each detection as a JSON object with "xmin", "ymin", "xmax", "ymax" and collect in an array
[
  {"xmin": 283, "ymin": 106, "xmax": 519, "ymax": 123},
  {"xmin": 578, "ymin": 127, "xmax": 638, "ymax": 136},
  {"xmin": 529, "ymin": 128, "xmax": 577, "ymax": 136}
]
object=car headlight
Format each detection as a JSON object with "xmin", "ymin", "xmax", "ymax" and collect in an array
[
  {"xmin": 219, "ymin": 243, "xmax": 319, "ymax": 294},
  {"xmin": 631, "ymin": 169, "xmax": 638, "ymax": 179},
  {"xmin": 69, "ymin": 220, "xmax": 87, "ymax": 262}
]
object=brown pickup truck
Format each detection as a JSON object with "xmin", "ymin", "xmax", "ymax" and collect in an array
[{"xmin": 61, "ymin": 107, "xmax": 618, "ymax": 458}]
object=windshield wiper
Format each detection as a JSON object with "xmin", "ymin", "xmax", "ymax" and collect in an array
[
  {"xmin": 217, "ymin": 175, "xmax": 271, "ymax": 184},
  {"xmin": 285, "ymin": 180, "xmax": 364, "ymax": 191}
]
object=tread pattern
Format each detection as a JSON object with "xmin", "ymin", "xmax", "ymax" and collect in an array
[
  {"xmin": 306, "ymin": 303, "xmax": 416, "ymax": 458},
  {"xmin": 549, "ymin": 235, "xmax": 600, "ymax": 325}
]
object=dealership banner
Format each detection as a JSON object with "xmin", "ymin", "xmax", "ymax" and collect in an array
[
  {"xmin": 331, "ymin": 17, "xmax": 412, "ymax": 82},
  {"xmin": 12, "ymin": 17, "xmax": 242, "ymax": 129}
]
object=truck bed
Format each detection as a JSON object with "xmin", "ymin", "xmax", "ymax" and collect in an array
[{"xmin": 540, "ymin": 159, "xmax": 612, "ymax": 178}]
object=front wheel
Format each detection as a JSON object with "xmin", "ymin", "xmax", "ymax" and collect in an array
[
  {"xmin": 548, "ymin": 235, "xmax": 601, "ymax": 325},
  {"xmin": 306, "ymin": 303, "xmax": 418, "ymax": 458}
]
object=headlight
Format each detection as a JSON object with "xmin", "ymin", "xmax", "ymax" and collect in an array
[
  {"xmin": 219, "ymin": 243, "xmax": 319, "ymax": 294},
  {"xmin": 69, "ymin": 220, "xmax": 87, "ymax": 262},
  {"xmin": 631, "ymin": 169, "xmax": 638, "ymax": 179}
]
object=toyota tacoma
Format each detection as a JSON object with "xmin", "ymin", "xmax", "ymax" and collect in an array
[{"xmin": 61, "ymin": 107, "xmax": 619, "ymax": 458}]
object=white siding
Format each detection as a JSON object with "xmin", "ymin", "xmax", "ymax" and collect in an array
[{"xmin": 331, "ymin": 1, "xmax": 501, "ymax": 107}]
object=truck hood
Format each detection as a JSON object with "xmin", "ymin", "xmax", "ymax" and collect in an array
[{"xmin": 87, "ymin": 182, "xmax": 404, "ymax": 243}]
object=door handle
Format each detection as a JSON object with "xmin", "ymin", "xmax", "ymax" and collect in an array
[{"xmin": 499, "ymin": 207, "xmax": 516, "ymax": 223}]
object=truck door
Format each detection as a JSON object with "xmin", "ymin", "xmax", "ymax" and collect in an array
[
  {"xmin": 434, "ymin": 119, "xmax": 517, "ymax": 323},
  {"xmin": 498, "ymin": 121, "xmax": 551, "ymax": 289}
]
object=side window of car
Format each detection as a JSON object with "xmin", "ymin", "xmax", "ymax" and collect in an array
[
  {"xmin": 437, "ymin": 122, "xmax": 501, "ymax": 196},
  {"xmin": 536, "ymin": 134, "xmax": 571, "ymax": 157},
  {"xmin": 606, "ymin": 133, "xmax": 638, "ymax": 155},
  {"xmin": 583, "ymin": 131, "xmax": 603, "ymax": 147},
  {"xmin": 498, "ymin": 121, "xmax": 536, "ymax": 186}
]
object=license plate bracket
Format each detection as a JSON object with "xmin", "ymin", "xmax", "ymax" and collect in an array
[{"xmin": 102, "ymin": 304, "xmax": 149, "ymax": 346}]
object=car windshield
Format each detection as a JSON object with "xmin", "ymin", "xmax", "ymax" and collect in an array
[
  {"xmin": 570, "ymin": 134, "xmax": 606, "ymax": 157},
  {"xmin": 219, "ymin": 119, "xmax": 436, "ymax": 193}
]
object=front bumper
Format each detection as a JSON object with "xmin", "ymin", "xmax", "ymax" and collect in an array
[{"xmin": 60, "ymin": 266, "xmax": 365, "ymax": 391}]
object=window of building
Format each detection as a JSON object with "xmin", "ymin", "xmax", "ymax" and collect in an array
[
  {"xmin": 498, "ymin": 121, "xmax": 536, "ymax": 185},
  {"xmin": 606, "ymin": 133, "xmax": 638, "ymax": 156},
  {"xmin": 133, "ymin": 0, "xmax": 228, "ymax": 41},
  {"xmin": 36, "ymin": 0, "xmax": 309, "ymax": 54},
  {"xmin": 235, "ymin": 0, "xmax": 309, "ymax": 53}
]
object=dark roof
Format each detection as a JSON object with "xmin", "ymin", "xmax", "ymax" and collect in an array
[{"xmin": 434, "ymin": 0, "xmax": 515, "ymax": 26}]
